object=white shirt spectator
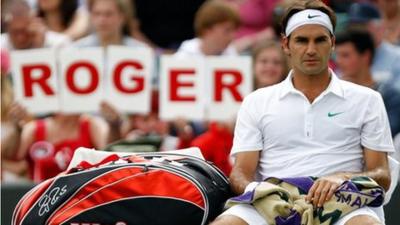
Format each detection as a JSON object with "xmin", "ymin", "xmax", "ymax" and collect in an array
[
  {"xmin": 174, "ymin": 38, "xmax": 238, "ymax": 58},
  {"xmin": 72, "ymin": 34, "xmax": 148, "ymax": 48}
]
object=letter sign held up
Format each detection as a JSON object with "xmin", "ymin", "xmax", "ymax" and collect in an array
[
  {"xmin": 59, "ymin": 47, "xmax": 104, "ymax": 113},
  {"xmin": 11, "ymin": 47, "xmax": 253, "ymax": 117},
  {"xmin": 170, "ymin": 69, "xmax": 196, "ymax": 101},
  {"xmin": 11, "ymin": 49, "xmax": 59, "ymax": 114},
  {"xmin": 159, "ymin": 55, "xmax": 205, "ymax": 120},
  {"xmin": 214, "ymin": 69, "xmax": 243, "ymax": 102},
  {"xmin": 207, "ymin": 56, "xmax": 252, "ymax": 121},
  {"xmin": 106, "ymin": 46, "xmax": 152, "ymax": 114},
  {"xmin": 66, "ymin": 61, "xmax": 99, "ymax": 94},
  {"xmin": 113, "ymin": 61, "xmax": 144, "ymax": 93},
  {"xmin": 22, "ymin": 64, "xmax": 55, "ymax": 97}
]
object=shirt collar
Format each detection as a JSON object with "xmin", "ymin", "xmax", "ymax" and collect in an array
[{"xmin": 279, "ymin": 68, "xmax": 344, "ymax": 100}]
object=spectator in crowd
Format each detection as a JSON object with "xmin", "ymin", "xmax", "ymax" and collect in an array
[
  {"xmin": 37, "ymin": 0, "xmax": 90, "ymax": 40},
  {"xmin": 175, "ymin": 0, "xmax": 240, "ymax": 57},
  {"xmin": 226, "ymin": 0, "xmax": 281, "ymax": 53},
  {"xmin": 211, "ymin": 0, "xmax": 393, "ymax": 224},
  {"xmin": 16, "ymin": 112, "xmax": 109, "ymax": 182},
  {"xmin": 1, "ymin": 48, "xmax": 32, "ymax": 182},
  {"xmin": 376, "ymin": 0, "xmax": 400, "ymax": 45},
  {"xmin": 73, "ymin": 0, "xmax": 185, "ymax": 152},
  {"xmin": 252, "ymin": 40, "xmax": 289, "ymax": 89},
  {"xmin": 73, "ymin": 0, "xmax": 147, "ymax": 48},
  {"xmin": 0, "ymin": 0, "xmax": 71, "ymax": 51},
  {"xmin": 347, "ymin": 2, "xmax": 400, "ymax": 84},
  {"xmin": 335, "ymin": 28, "xmax": 400, "ymax": 137},
  {"xmin": 131, "ymin": 0, "xmax": 206, "ymax": 53},
  {"xmin": 73, "ymin": 0, "xmax": 150, "ymax": 144},
  {"xmin": 7, "ymin": 0, "xmax": 139, "ymax": 182},
  {"xmin": 176, "ymin": 0, "xmax": 240, "ymax": 174}
]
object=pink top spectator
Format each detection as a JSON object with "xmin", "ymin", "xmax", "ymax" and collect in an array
[{"xmin": 234, "ymin": 0, "xmax": 279, "ymax": 39}]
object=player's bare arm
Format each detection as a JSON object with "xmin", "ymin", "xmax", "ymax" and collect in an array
[{"xmin": 229, "ymin": 151, "xmax": 260, "ymax": 195}]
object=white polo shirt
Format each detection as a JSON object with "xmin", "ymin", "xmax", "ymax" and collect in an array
[{"xmin": 231, "ymin": 70, "xmax": 395, "ymax": 179}]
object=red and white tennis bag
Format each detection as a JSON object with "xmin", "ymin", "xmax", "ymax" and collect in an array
[{"xmin": 12, "ymin": 152, "xmax": 232, "ymax": 225}]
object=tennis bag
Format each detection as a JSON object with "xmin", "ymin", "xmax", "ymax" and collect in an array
[{"xmin": 12, "ymin": 152, "xmax": 232, "ymax": 225}]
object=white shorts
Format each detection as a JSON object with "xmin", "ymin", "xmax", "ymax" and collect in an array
[{"xmin": 220, "ymin": 204, "xmax": 384, "ymax": 225}]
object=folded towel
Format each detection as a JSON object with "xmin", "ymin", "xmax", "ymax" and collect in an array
[{"xmin": 226, "ymin": 176, "xmax": 384, "ymax": 225}]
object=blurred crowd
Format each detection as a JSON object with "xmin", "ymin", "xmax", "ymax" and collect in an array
[{"xmin": 1, "ymin": 0, "xmax": 399, "ymax": 183}]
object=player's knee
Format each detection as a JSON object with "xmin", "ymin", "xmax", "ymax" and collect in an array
[
  {"xmin": 344, "ymin": 214, "xmax": 382, "ymax": 225},
  {"xmin": 209, "ymin": 215, "xmax": 249, "ymax": 225}
]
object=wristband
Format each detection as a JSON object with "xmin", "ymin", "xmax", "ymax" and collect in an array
[{"xmin": 244, "ymin": 181, "xmax": 260, "ymax": 193}]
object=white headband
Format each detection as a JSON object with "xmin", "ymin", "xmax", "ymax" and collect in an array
[{"xmin": 285, "ymin": 9, "xmax": 333, "ymax": 36}]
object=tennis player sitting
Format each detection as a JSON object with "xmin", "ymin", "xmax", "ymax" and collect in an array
[{"xmin": 210, "ymin": 0, "xmax": 394, "ymax": 225}]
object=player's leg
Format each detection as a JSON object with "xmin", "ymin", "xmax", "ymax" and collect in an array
[
  {"xmin": 344, "ymin": 215, "xmax": 381, "ymax": 225},
  {"xmin": 209, "ymin": 204, "xmax": 268, "ymax": 225},
  {"xmin": 209, "ymin": 215, "xmax": 248, "ymax": 225},
  {"xmin": 335, "ymin": 207, "xmax": 383, "ymax": 225}
]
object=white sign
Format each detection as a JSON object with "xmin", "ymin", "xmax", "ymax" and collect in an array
[
  {"xmin": 105, "ymin": 46, "xmax": 153, "ymax": 114},
  {"xmin": 11, "ymin": 49, "xmax": 59, "ymax": 114},
  {"xmin": 59, "ymin": 47, "xmax": 104, "ymax": 113},
  {"xmin": 159, "ymin": 55, "xmax": 205, "ymax": 120},
  {"xmin": 207, "ymin": 56, "xmax": 252, "ymax": 121},
  {"xmin": 10, "ymin": 48, "xmax": 253, "ymax": 120}
]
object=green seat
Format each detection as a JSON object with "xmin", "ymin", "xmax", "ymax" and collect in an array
[{"xmin": 104, "ymin": 135, "xmax": 163, "ymax": 153}]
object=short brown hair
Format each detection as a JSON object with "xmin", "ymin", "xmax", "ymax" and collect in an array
[
  {"xmin": 281, "ymin": 0, "xmax": 336, "ymax": 36},
  {"xmin": 194, "ymin": 0, "xmax": 240, "ymax": 36}
]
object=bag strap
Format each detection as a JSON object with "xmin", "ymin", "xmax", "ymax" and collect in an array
[
  {"xmin": 74, "ymin": 154, "xmax": 150, "ymax": 171},
  {"xmin": 76, "ymin": 154, "xmax": 120, "ymax": 170}
]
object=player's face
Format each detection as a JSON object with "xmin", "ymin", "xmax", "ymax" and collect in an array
[{"xmin": 283, "ymin": 24, "xmax": 334, "ymax": 76}]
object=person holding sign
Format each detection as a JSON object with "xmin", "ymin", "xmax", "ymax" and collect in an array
[
  {"xmin": 73, "ymin": 0, "xmax": 147, "ymax": 48},
  {"xmin": 174, "ymin": 0, "xmax": 241, "ymax": 175},
  {"xmin": 73, "ymin": 0, "xmax": 150, "ymax": 143},
  {"xmin": 211, "ymin": 0, "xmax": 394, "ymax": 224},
  {"xmin": 1, "ymin": 48, "xmax": 32, "ymax": 182}
]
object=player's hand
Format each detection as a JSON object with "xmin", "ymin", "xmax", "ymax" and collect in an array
[{"xmin": 305, "ymin": 174, "xmax": 346, "ymax": 208}]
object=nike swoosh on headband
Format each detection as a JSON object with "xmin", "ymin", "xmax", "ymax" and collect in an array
[{"xmin": 307, "ymin": 14, "xmax": 321, "ymax": 19}]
